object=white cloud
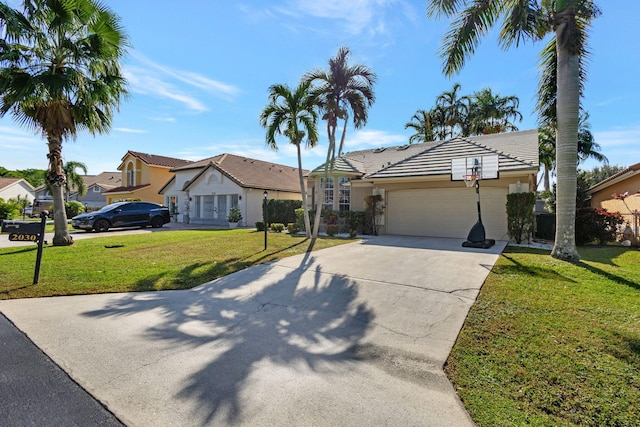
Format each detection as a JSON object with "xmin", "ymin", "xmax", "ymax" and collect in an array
[
  {"xmin": 268, "ymin": 0, "xmax": 416, "ymax": 38},
  {"xmin": 114, "ymin": 127, "xmax": 146, "ymax": 134},
  {"xmin": 594, "ymin": 125, "xmax": 640, "ymax": 148},
  {"xmin": 122, "ymin": 51, "xmax": 242, "ymax": 113},
  {"xmin": 342, "ymin": 129, "xmax": 407, "ymax": 151}
]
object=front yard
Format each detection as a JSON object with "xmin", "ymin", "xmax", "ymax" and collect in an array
[
  {"xmin": 0, "ymin": 229, "xmax": 353, "ymax": 299},
  {"xmin": 447, "ymin": 246, "xmax": 640, "ymax": 426}
]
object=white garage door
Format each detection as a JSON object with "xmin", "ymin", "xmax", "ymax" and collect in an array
[{"xmin": 386, "ymin": 188, "xmax": 508, "ymax": 239}]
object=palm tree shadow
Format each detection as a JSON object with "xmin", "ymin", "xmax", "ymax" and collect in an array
[{"xmin": 82, "ymin": 252, "xmax": 373, "ymax": 424}]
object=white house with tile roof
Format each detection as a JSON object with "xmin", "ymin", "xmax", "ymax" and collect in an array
[
  {"xmin": 0, "ymin": 178, "xmax": 35, "ymax": 203},
  {"xmin": 307, "ymin": 129, "xmax": 540, "ymax": 240},
  {"xmin": 159, "ymin": 154, "xmax": 306, "ymax": 227}
]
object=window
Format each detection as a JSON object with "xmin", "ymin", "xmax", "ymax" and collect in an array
[
  {"xmin": 338, "ymin": 177, "xmax": 350, "ymax": 211},
  {"xmin": 93, "ymin": 186, "xmax": 101, "ymax": 193},
  {"xmin": 127, "ymin": 164, "xmax": 134, "ymax": 186},
  {"xmin": 323, "ymin": 177, "xmax": 334, "ymax": 210},
  {"xmin": 231, "ymin": 194, "xmax": 239, "ymax": 209}
]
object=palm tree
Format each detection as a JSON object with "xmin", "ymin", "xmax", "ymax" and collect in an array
[
  {"xmin": 0, "ymin": 0, "xmax": 129, "ymax": 246},
  {"xmin": 577, "ymin": 112, "xmax": 607, "ymax": 164},
  {"xmin": 63, "ymin": 161, "xmax": 88, "ymax": 202},
  {"xmin": 260, "ymin": 81, "xmax": 319, "ymax": 238},
  {"xmin": 304, "ymin": 46, "xmax": 377, "ymax": 239},
  {"xmin": 404, "ymin": 109, "xmax": 436, "ymax": 144},
  {"xmin": 435, "ymin": 83, "xmax": 469, "ymax": 138},
  {"xmin": 538, "ymin": 125, "xmax": 556, "ymax": 193},
  {"xmin": 468, "ymin": 88, "xmax": 522, "ymax": 135},
  {"xmin": 427, "ymin": 0, "xmax": 601, "ymax": 261}
]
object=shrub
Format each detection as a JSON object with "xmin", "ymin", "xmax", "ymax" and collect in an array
[
  {"xmin": 270, "ymin": 223, "xmax": 285, "ymax": 233},
  {"xmin": 287, "ymin": 223, "xmax": 300, "ymax": 234},
  {"xmin": 266, "ymin": 200, "xmax": 302, "ymax": 225},
  {"xmin": 506, "ymin": 192, "xmax": 536, "ymax": 243},
  {"xmin": 227, "ymin": 206, "xmax": 242, "ymax": 223},
  {"xmin": 0, "ymin": 198, "xmax": 19, "ymax": 220},
  {"xmin": 255, "ymin": 221, "xmax": 265, "ymax": 231},
  {"xmin": 575, "ymin": 207, "xmax": 623, "ymax": 245},
  {"xmin": 326, "ymin": 224, "xmax": 339, "ymax": 237},
  {"xmin": 65, "ymin": 201, "xmax": 85, "ymax": 219}
]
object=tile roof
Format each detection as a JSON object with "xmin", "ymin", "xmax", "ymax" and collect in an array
[
  {"xmin": 369, "ymin": 130, "xmax": 539, "ymax": 179},
  {"xmin": 586, "ymin": 162, "xmax": 640, "ymax": 194},
  {"xmin": 69, "ymin": 172, "xmax": 122, "ymax": 194},
  {"xmin": 172, "ymin": 153, "xmax": 307, "ymax": 193},
  {"xmin": 103, "ymin": 184, "xmax": 151, "ymax": 194},
  {"xmin": 0, "ymin": 177, "xmax": 24, "ymax": 190},
  {"xmin": 122, "ymin": 151, "xmax": 192, "ymax": 169},
  {"xmin": 311, "ymin": 129, "xmax": 539, "ymax": 180}
]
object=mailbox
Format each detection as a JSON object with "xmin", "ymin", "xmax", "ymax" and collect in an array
[{"xmin": 1, "ymin": 220, "xmax": 42, "ymax": 242}]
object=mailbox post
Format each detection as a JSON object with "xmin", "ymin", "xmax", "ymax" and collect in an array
[{"xmin": 1, "ymin": 211, "xmax": 48, "ymax": 284}]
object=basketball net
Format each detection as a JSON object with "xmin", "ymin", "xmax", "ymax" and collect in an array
[{"xmin": 463, "ymin": 174, "xmax": 478, "ymax": 188}]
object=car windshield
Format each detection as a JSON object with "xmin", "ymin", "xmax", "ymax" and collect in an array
[{"xmin": 95, "ymin": 203, "xmax": 126, "ymax": 213}]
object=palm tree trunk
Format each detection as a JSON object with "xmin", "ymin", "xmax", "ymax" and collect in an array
[
  {"xmin": 551, "ymin": 33, "xmax": 580, "ymax": 261},
  {"xmin": 544, "ymin": 165, "xmax": 551, "ymax": 193},
  {"xmin": 337, "ymin": 115, "xmax": 348, "ymax": 157},
  {"xmin": 296, "ymin": 143, "xmax": 312, "ymax": 238},
  {"xmin": 311, "ymin": 122, "xmax": 336, "ymax": 240},
  {"xmin": 47, "ymin": 136, "xmax": 73, "ymax": 246}
]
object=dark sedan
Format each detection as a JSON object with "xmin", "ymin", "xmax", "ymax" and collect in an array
[{"xmin": 71, "ymin": 201, "xmax": 171, "ymax": 232}]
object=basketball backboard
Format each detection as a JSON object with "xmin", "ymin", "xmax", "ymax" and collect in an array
[{"xmin": 451, "ymin": 155, "xmax": 499, "ymax": 181}]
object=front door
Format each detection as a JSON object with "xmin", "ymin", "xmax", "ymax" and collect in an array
[{"xmin": 217, "ymin": 195, "xmax": 227, "ymax": 220}]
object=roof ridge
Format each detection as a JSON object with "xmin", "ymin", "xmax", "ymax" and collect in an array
[{"xmin": 460, "ymin": 137, "xmax": 535, "ymax": 166}]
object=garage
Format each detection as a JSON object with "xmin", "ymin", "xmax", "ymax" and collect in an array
[{"xmin": 386, "ymin": 187, "xmax": 508, "ymax": 239}]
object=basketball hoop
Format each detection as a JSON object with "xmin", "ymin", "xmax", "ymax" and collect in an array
[{"xmin": 463, "ymin": 174, "xmax": 478, "ymax": 188}]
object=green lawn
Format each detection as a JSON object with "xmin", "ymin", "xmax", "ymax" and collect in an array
[
  {"xmin": 446, "ymin": 246, "xmax": 640, "ymax": 426},
  {"xmin": 0, "ymin": 229, "xmax": 353, "ymax": 299}
]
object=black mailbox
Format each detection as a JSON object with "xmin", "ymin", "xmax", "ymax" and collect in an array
[{"xmin": 1, "ymin": 220, "xmax": 42, "ymax": 242}]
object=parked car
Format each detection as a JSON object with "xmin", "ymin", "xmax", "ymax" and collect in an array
[
  {"xmin": 23, "ymin": 205, "xmax": 33, "ymax": 217},
  {"xmin": 71, "ymin": 201, "xmax": 170, "ymax": 232}
]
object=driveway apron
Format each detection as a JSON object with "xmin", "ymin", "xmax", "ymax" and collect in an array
[{"xmin": 0, "ymin": 235, "xmax": 505, "ymax": 426}]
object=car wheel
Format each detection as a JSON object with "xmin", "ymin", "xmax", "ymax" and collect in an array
[
  {"xmin": 93, "ymin": 219, "xmax": 110, "ymax": 232},
  {"xmin": 150, "ymin": 216, "xmax": 164, "ymax": 228}
]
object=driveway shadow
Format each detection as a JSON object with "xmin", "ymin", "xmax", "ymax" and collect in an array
[{"xmin": 82, "ymin": 252, "xmax": 373, "ymax": 424}]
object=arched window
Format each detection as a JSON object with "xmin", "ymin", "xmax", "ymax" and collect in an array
[{"xmin": 126, "ymin": 163, "xmax": 135, "ymax": 186}]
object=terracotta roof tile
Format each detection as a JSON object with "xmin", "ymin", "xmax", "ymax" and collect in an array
[
  {"xmin": 174, "ymin": 154, "xmax": 306, "ymax": 193},
  {"xmin": 125, "ymin": 151, "xmax": 192, "ymax": 169}
]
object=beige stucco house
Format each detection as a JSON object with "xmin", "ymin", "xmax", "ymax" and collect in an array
[
  {"xmin": 307, "ymin": 129, "xmax": 540, "ymax": 240},
  {"xmin": 104, "ymin": 151, "xmax": 192, "ymax": 204},
  {"xmin": 159, "ymin": 153, "xmax": 306, "ymax": 227},
  {"xmin": 586, "ymin": 162, "xmax": 640, "ymax": 244}
]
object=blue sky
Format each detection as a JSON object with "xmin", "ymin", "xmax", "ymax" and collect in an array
[{"xmin": 1, "ymin": 1, "xmax": 638, "ymax": 176}]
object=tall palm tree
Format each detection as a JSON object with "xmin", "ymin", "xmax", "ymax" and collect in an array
[
  {"xmin": 260, "ymin": 81, "xmax": 319, "ymax": 238},
  {"xmin": 304, "ymin": 46, "xmax": 377, "ymax": 239},
  {"xmin": 468, "ymin": 88, "xmax": 522, "ymax": 135},
  {"xmin": 435, "ymin": 83, "xmax": 469, "ymax": 138},
  {"xmin": 404, "ymin": 109, "xmax": 436, "ymax": 144},
  {"xmin": 0, "ymin": 0, "xmax": 128, "ymax": 246},
  {"xmin": 63, "ymin": 160, "xmax": 88, "ymax": 202},
  {"xmin": 427, "ymin": 0, "xmax": 601, "ymax": 261}
]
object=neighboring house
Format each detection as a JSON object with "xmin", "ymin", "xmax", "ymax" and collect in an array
[
  {"xmin": 307, "ymin": 129, "xmax": 539, "ymax": 240},
  {"xmin": 103, "ymin": 151, "xmax": 192, "ymax": 205},
  {"xmin": 160, "ymin": 153, "xmax": 306, "ymax": 227},
  {"xmin": 0, "ymin": 178, "xmax": 35, "ymax": 203},
  {"xmin": 33, "ymin": 184, "xmax": 51, "ymax": 201},
  {"xmin": 68, "ymin": 172, "xmax": 122, "ymax": 208},
  {"xmin": 586, "ymin": 162, "xmax": 640, "ymax": 244}
]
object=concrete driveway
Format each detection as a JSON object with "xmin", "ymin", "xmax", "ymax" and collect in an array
[{"xmin": 0, "ymin": 236, "xmax": 505, "ymax": 426}]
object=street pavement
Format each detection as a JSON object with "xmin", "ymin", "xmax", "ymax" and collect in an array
[{"xmin": 0, "ymin": 235, "xmax": 506, "ymax": 426}]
